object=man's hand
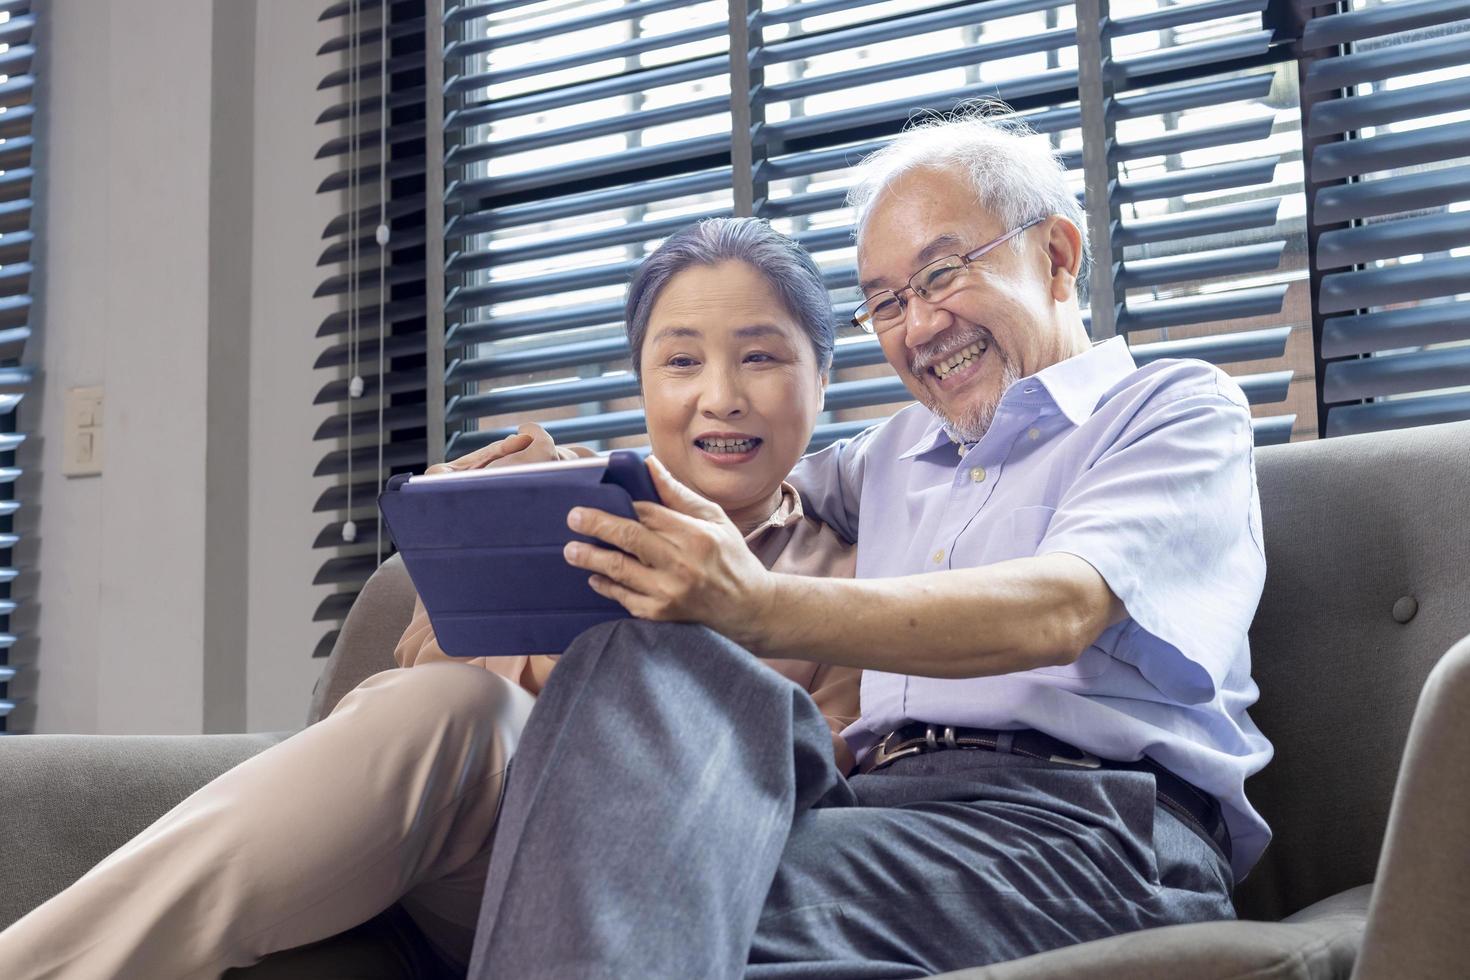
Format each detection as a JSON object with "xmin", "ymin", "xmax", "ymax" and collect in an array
[
  {"xmin": 424, "ymin": 422, "xmax": 592, "ymax": 476},
  {"xmin": 562, "ymin": 456, "xmax": 776, "ymax": 649}
]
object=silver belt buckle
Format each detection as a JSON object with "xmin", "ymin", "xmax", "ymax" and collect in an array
[
  {"xmin": 1047, "ymin": 747, "xmax": 1102, "ymax": 769},
  {"xmin": 869, "ymin": 728, "xmax": 924, "ymax": 772}
]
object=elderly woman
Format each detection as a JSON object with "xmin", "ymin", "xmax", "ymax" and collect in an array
[{"xmin": 0, "ymin": 218, "xmax": 862, "ymax": 978}]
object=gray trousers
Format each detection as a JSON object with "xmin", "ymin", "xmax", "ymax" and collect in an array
[{"xmin": 467, "ymin": 619, "xmax": 1234, "ymax": 979}]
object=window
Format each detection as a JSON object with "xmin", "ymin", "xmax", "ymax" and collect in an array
[
  {"xmin": 309, "ymin": 0, "xmax": 1470, "ymax": 660},
  {"xmin": 0, "ymin": 1, "xmax": 35, "ymax": 731},
  {"xmin": 1299, "ymin": 0, "xmax": 1470, "ymax": 436}
]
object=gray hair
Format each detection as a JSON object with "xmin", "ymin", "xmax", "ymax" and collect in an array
[
  {"xmin": 624, "ymin": 217, "xmax": 835, "ymax": 379},
  {"xmin": 847, "ymin": 103, "xmax": 1089, "ymax": 281}
]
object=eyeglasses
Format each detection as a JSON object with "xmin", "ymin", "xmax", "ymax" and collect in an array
[{"xmin": 851, "ymin": 216, "xmax": 1046, "ymax": 335}]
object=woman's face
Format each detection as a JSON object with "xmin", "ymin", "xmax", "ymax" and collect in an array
[{"xmin": 639, "ymin": 260, "xmax": 827, "ymax": 528}]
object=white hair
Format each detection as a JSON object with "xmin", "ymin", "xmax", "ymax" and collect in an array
[{"xmin": 847, "ymin": 103, "xmax": 1089, "ymax": 280}]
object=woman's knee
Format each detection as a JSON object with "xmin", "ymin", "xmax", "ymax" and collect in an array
[{"xmin": 335, "ymin": 664, "xmax": 533, "ymax": 737}]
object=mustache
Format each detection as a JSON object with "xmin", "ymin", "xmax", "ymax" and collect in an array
[{"xmin": 908, "ymin": 326, "xmax": 997, "ymax": 375}]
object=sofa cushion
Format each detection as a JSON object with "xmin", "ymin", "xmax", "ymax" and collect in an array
[
  {"xmin": 307, "ymin": 555, "xmax": 417, "ymax": 725},
  {"xmin": 0, "ymin": 733, "xmax": 288, "ymax": 929},
  {"xmin": 929, "ymin": 885, "xmax": 1369, "ymax": 980},
  {"xmin": 1238, "ymin": 421, "xmax": 1470, "ymax": 920}
]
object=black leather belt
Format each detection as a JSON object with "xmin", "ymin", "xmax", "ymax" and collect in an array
[{"xmin": 860, "ymin": 723, "xmax": 1232, "ymax": 864}]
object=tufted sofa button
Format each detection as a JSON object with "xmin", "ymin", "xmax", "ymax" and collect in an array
[{"xmin": 1392, "ymin": 596, "xmax": 1418, "ymax": 624}]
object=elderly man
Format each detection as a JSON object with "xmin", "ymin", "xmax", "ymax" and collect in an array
[{"xmin": 466, "ymin": 113, "xmax": 1271, "ymax": 978}]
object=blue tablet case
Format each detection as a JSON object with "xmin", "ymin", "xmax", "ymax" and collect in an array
[{"xmin": 377, "ymin": 451, "xmax": 660, "ymax": 657}]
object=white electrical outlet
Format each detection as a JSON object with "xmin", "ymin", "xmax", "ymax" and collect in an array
[{"xmin": 63, "ymin": 386, "xmax": 103, "ymax": 478}]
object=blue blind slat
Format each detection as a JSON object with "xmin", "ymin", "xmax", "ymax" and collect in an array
[
  {"xmin": 1112, "ymin": 157, "xmax": 1278, "ymax": 205},
  {"xmin": 1324, "ymin": 345, "xmax": 1470, "ymax": 404},
  {"xmin": 1303, "ymin": 30, "xmax": 1470, "ymax": 95},
  {"xmin": 1311, "ymin": 120, "xmax": 1470, "ymax": 183},
  {"xmin": 448, "ymin": 21, "xmax": 726, "ymax": 93},
  {"xmin": 1325, "ymin": 391, "xmax": 1470, "ymax": 439},
  {"xmin": 447, "ymin": 56, "xmax": 728, "ymax": 129},
  {"xmin": 1321, "ymin": 300, "xmax": 1470, "ymax": 359},
  {"xmin": 1117, "ymin": 285, "xmax": 1289, "ymax": 333},
  {"xmin": 446, "ymin": 0, "xmax": 700, "ymax": 58},
  {"xmin": 1314, "ymin": 211, "xmax": 1470, "ymax": 272},
  {"xmin": 1318, "ymin": 254, "xmax": 1470, "ymax": 316},
  {"xmin": 1109, "ymin": 0, "xmax": 1266, "ymax": 37},
  {"xmin": 1301, "ymin": 0, "xmax": 1470, "ymax": 50},
  {"xmin": 1307, "ymin": 74, "xmax": 1470, "ymax": 138},
  {"xmin": 1112, "ymin": 116, "xmax": 1274, "ymax": 163},
  {"xmin": 1116, "ymin": 241, "xmax": 1285, "ymax": 290},
  {"xmin": 1113, "ymin": 199, "xmax": 1281, "ymax": 247},
  {"xmin": 1130, "ymin": 326, "xmax": 1292, "ymax": 367},
  {"xmin": 756, "ymin": 0, "xmax": 1067, "ymax": 70},
  {"xmin": 1313, "ymin": 163, "xmax": 1470, "ymax": 224},
  {"xmin": 1108, "ymin": 31, "xmax": 1274, "ymax": 85}
]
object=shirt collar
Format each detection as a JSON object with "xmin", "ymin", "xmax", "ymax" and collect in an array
[
  {"xmin": 743, "ymin": 482, "xmax": 805, "ymax": 543},
  {"xmin": 1033, "ymin": 336, "xmax": 1136, "ymax": 427},
  {"xmin": 898, "ymin": 337, "xmax": 1137, "ymax": 459},
  {"xmin": 899, "ymin": 416, "xmax": 953, "ymax": 460}
]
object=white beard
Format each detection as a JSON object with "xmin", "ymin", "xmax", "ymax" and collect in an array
[{"xmin": 920, "ymin": 354, "xmax": 1022, "ymax": 445}]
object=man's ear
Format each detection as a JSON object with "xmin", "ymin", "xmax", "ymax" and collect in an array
[{"xmin": 1044, "ymin": 217, "xmax": 1084, "ymax": 303}]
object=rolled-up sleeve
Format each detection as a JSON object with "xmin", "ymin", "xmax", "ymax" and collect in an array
[{"xmin": 1038, "ymin": 387, "xmax": 1265, "ymax": 705}]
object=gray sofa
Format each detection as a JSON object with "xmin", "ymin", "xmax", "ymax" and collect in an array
[{"xmin": 3, "ymin": 420, "xmax": 1469, "ymax": 978}]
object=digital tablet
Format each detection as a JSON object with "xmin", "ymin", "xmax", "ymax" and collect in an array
[{"xmin": 378, "ymin": 450, "xmax": 661, "ymax": 657}]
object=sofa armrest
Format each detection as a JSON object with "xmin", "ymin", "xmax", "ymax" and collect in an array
[
  {"xmin": 0, "ymin": 732, "xmax": 290, "ymax": 929},
  {"xmin": 1354, "ymin": 632, "xmax": 1470, "ymax": 980}
]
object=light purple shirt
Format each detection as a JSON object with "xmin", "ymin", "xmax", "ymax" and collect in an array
[{"xmin": 790, "ymin": 338, "xmax": 1273, "ymax": 877}]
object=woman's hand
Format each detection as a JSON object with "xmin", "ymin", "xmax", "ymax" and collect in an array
[
  {"xmin": 562, "ymin": 456, "xmax": 776, "ymax": 649},
  {"xmin": 424, "ymin": 423, "xmax": 591, "ymax": 476}
]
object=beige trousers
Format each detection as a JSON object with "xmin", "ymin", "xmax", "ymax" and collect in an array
[{"xmin": 0, "ymin": 664, "xmax": 534, "ymax": 979}]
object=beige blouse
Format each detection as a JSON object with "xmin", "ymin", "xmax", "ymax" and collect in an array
[{"xmin": 393, "ymin": 483, "xmax": 861, "ymax": 767}]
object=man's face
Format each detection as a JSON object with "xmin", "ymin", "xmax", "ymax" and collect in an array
[{"xmin": 856, "ymin": 167, "xmax": 1081, "ymax": 442}]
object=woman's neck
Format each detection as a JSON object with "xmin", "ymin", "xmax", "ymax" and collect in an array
[{"xmin": 724, "ymin": 486, "xmax": 785, "ymax": 537}]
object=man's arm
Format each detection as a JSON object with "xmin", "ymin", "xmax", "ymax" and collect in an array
[
  {"xmin": 785, "ymin": 429, "xmax": 872, "ymax": 544},
  {"xmin": 745, "ymin": 554, "xmax": 1124, "ymax": 677},
  {"xmin": 564, "ymin": 457, "xmax": 1123, "ymax": 679}
]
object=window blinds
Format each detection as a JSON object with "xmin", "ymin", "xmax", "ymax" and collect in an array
[
  {"xmin": 1297, "ymin": 0, "xmax": 1470, "ymax": 437},
  {"xmin": 438, "ymin": 0, "xmax": 1304, "ymax": 459},
  {"xmin": 0, "ymin": 0, "xmax": 33, "ymax": 728},
  {"xmin": 311, "ymin": 0, "xmax": 430, "ymax": 657}
]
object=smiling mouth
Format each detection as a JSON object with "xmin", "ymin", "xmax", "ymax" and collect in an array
[
  {"xmin": 694, "ymin": 436, "xmax": 763, "ymax": 455},
  {"xmin": 928, "ymin": 339, "xmax": 988, "ymax": 381}
]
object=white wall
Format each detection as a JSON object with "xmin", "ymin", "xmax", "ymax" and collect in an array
[{"xmin": 19, "ymin": 0, "xmax": 340, "ymax": 734}]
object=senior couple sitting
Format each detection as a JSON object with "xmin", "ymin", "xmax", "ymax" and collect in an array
[{"xmin": 0, "ymin": 111, "xmax": 1271, "ymax": 978}]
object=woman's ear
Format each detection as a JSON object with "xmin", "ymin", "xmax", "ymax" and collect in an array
[{"xmin": 1044, "ymin": 218, "xmax": 1083, "ymax": 304}]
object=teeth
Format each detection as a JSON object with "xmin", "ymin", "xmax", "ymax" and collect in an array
[
  {"xmin": 697, "ymin": 437, "xmax": 758, "ymax": 454},
  {"xmin": 933, "ymin": 341, "xmax": 987, "ymax": 380}
]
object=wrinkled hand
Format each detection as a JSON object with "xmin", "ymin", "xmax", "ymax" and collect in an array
[
  {"xmin": 424, "ymin": 422, "xmax": 592, "ymax": 476},
  {"xmin": 563, "ymin": 456, "xmax": 776, "ymax": 648}
]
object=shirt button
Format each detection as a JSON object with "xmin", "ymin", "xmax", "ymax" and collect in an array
[
  {"xmin": 969, "ymin": 466, "xmax": 986, "ymax": 483},
  {"xmin": 932, "ymin": 548, "xmax": 945, "ymax": 563},
  {"xmin": 1027, "ymin": 427, "xmax": 1040, "ymax": 440}
]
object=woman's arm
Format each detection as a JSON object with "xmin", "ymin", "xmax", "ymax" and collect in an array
[{"xmin": 808, "ymin": 663, "xmax": 860, "ymax": 773}]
